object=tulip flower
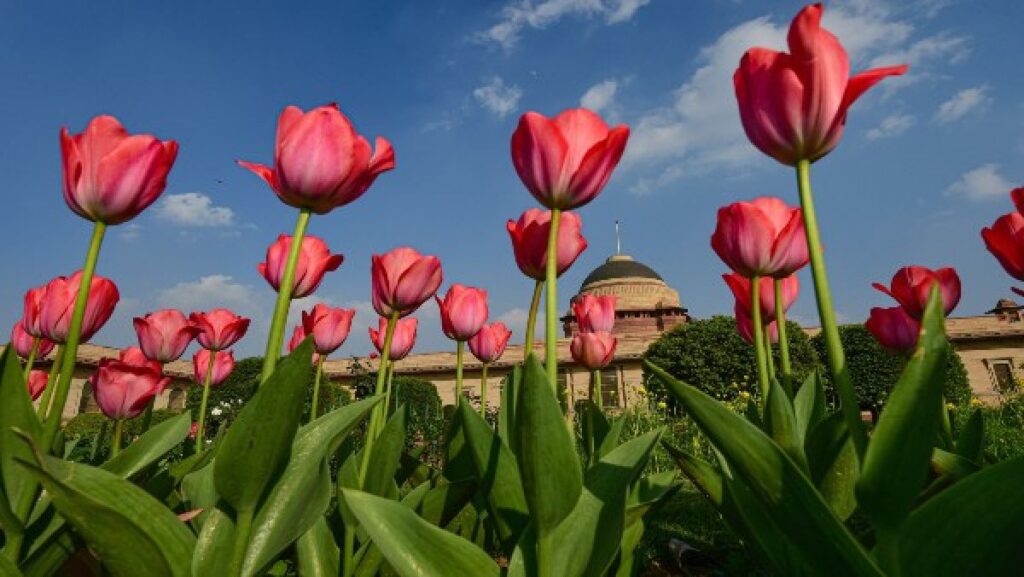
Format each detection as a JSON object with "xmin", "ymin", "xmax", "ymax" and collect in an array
[
  {"xmin": 258, "ymin": 234, "xmax": 344, "ymax": 299},
  {"xmin": 982, "ymin": 211, "xmax": 1024, "ymax": 285},
  {"xmin": 27, "ymin": 369, "xmax": 48, "ymax": 401},
  {"xmin": 369, "ymin": 317, "xmax": 417, "ymax": 361},
  {"xmin": 118, "ymin": 346, "xmax": 163, "ymax": 374},
  {"xmin": 237, "ymin": 103, "xmax": 395, "ymax": 215},
  {"xmin": 735, "ymin": 304, "xmax": 779, "ymax": 345},
  {"xmin": 865, "ymin": 306, "xmax": 920, "ymax": 355},
  {"xmin": 510, "ymin": 108, "xmax": 629, "ymax": 210},
  {"xmin": 711, "ymin": 197, "xmax": 809, "ymax": 279},
  {"xmin": 60, "ymin": 115, "xmax": 178, "ymax": 225},
  {"xmin": 89, "ymin": 356, "xmax": 169, "ymax": 421},
  {"xmin": 189, "ymin": 309, "xmax": 250, "ymax": 351},
  {"xmin": 39, "ymin": 271, "xmax": 119, "ymax": 344},
  {"xmin": 572, "ymin": 295, "xmax": 616, "ymax": 333},
  {"xmin": 22, "ymin": 286, "xmax": 47, "ymax": 338},
  {"xmin": 468, "ymin": 322, "xmax": 513, "ymax": 364},
  {"xmin": 872, "ymin": 266, "xmax": 961, "ymax": 320},
  {"xmin": 287, "ymin": 323, "xmax": 321, "ymax": 364},
  {"xmin": 507, "ymin": 209, "xmax": 588, "ymax": 280},
  {"xmin": 301, "ymin": 304, "xmax": 356, "ymax": 355},
  {"xmin": 570, "ymin": 331, "xmax": 617, "ymax": 370},
  {"xmin": 733, "ymin": 4, "xmax": 908, "ymax": 166},
  {"xmin": 133, "ymin": 309, "xmax": 200, "ymax": 363},
  {"xmin": 11, "ymin": 321, "xmax": 54, "ymax": 360},
  {"xmin": 437, "ymin": 284, "xmax": 489, "ymax": 342},
  {"xmin": 723, "ymin": 273, "xmax": 799, "ymax": 322},
  {"xmin": 1012, "ymin": 187, "xmax": 1024, "ymax": 214},
  {"xmin": 371, "ymin": 247, "xmax": 443, "ymax": 318},
  {"xmin": 193, "ymin": 349, "xmax": 235, "ymax": 387}
]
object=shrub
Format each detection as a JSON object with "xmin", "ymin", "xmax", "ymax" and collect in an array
[
  {"xmin": 979, "ymin": 393, "xmax": 1024, "ymax": 463},
  {"xmin": 64, "ymin": 409, "xmax": 179, "ymax": 462},
  {"xmin": 352, "ymin": 372, "xmax": 444, "ymax": 462}
]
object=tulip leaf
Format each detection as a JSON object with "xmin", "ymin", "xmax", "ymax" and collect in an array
[
  {"xmin": 930, "ymin": 448, "xmax": 980, "ymax": 480},
  {"xmin": 215, "ymin": 339, "xmax": 313, "ymax": 515},
  {"xmin": 296, "ymin": 517, "xmax": 340, "ymax": 577},
  {"xmin": 192, "ymin": 506, "xmax": 237, "ymax": 577},
  {"xmin": 898, "ymin": 455, "xmax": 1024, "ymax": 576},
  {"xmin": 343, "ymin": 489, "xmax": 500, "ymax": 577},
  {"xmin": 764, "ymin": 377, "xmax": 807, "ymax": 471},
  {"xmin": 612, "ymin": 519, "xmax": 645, "ymax": 577},
  {"xmin": 0, "ymin": 346, "xmax": 42, "ymax": 524},
  {"xmin": 646, "ymin": 360, "xmax": 882, "ymax": 576},
  {"xmin": 243, "ymin": 397, "xmax": 380, "ymax": 576},
  {"xmin": 181, "ymin": 460, "xmax": 217, "ymax": 531},
  {"xmin": 954, "ymin": 408, "xmax": 984, "ymax": 463},
  {"xmin": 103, "ymin": 412, "xmax": 191, "ymax": 479},
  {"xmin": 626, "ymin": 470, "xmax": 680, "ymax": 527},
  {"xmin": 514, "ymin": 354, "xmax": 582, "ymax": 538},
  {"xmin": 362, "ymin": 404, "xmax": 406, "ymax": 499},
  {"xmin": 793, "ymin": 370, "xmax": 826, "ymax": 440},
  {"xmin": 498, "ymin": 364, "xmax": 521, "ymax": 451},
  {"xmin": 662, "ymin": 443, "xmax": 723, "ymax": 505},
  {"xmin": 857, "ymin": 288, "xmax": 948, "ymax": 532},
  {"xmin": 0, "ymin": 554, "xmax": 21, "ymax": 577}
]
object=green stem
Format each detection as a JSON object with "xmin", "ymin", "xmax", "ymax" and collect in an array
[
  {"xmin": 41, "ymin": 220, "xmax": 106, "ymax": 449},
  {"xmin": 588, "ymin": 370, "xmax": 597, "ymax": 466},
  {"xmin": 140, "ymin": 362, "xmax": 163, "ymax": 433},
  {"xmin": 37, "ymin": 346, "xmax": 63, "ymax": 419},
  {"xmin": 342, "ymin": 530, "xmax": 355, "ymax": 577},
  {"xmin": 195, "ymin": 351, "xmax": 216, "ymax": 452},
  {"xmin": 796, "ymin": 160, "xmax": 868, "ymax": 459},
  {"xmin": 358, "ymin": 312, "xmax": 398, "ymax": 488},
  {"xmin": 455, "ymin": 341, "xmax": 465, "ymax": 400},
  {"xmin": 524, "ymin": 280, "xmax": 543, "ymax": 354},
  {"xmin": 110, "ymin": 419, "xmax": 124, "ymax": 458},
  {"xmin": 228, "ymin": 508, "xmax": 255, "ymax": 577},
  {"xmin": 544, "ymin": 209, "xmax": 562, "ymax": 390},
  {"xmin": 594, "ymin": 369, "xmax": 604, "ymax": 411},
  {"xmin": 775, "ymin": 279, "xmax": 793, "ymax": 395},
  {"xmin": 310, "ymin": 355, "xmax": 325, "ymax": 423},
  {"xmin": 260, "ymin": 208, "xmax": 312, "ymax": 384},
  {"xmin": 380, "ymin": 361, "xmax": 394, "ymax": 436},
  {"xmin": 764, "ymin": 325, "xmax": 776, "ymax": 379},
  {"xmin": 750, "ymin": 275, "xmax": 770, "ymax": 410},
  {"xmin": 480, "ymin": 363, "xmax": 489, "ymax": 418},
  {"xmin": 22, "ymin": 338, "xmax": 39, "ymax": 381}
]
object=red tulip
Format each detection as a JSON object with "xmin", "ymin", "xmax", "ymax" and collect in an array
[
  {"xmin": 371, "ymin": 247, "xmax": 443, "ymax": 318},
  {"xmin": 22, "ymin": 286, "xmax": 47, "ymax": 338},
  {"xmin": 735, "ymin": 304, "xmax": 779, "ymax": 345},
  {"xmin": 118, "ymin": 346, "xmax": 163, "ymax": 373},
  {"xmin": 188, "ymin": 421, "xmax": 199, "ymax": 440},
  {"xmin": 1012, "ymin": 187, "xmax": 1024, "ymax": 214},
  {"xmin": 301, "ymin": 304, "xmax": 356, "ymax": 355},
  {"xmin": 436, "ymin": 284, "xmax": 489, "ymax": 341},
  {"xmin": 570, "ymin": 331, "xmax": 617, "ymax": 370},
  {"xmin": 258, "ymin": 234, "xmax": 344, "ymax": 298},
  {"xmin": 133, "ymin": 309, "xmax": 200, "ymax": 363},
  {"xmin": 872, "ymin": 266, "xmax": 961, "ymax": 320},
  {"xmin": 60, "ymin": 115, "xmax": 178, "ymax": 225},
  {"xmin": 89, "ymin": 355, "xmax": 169, "ymax": 420},
  {"xmin": 510, "ymin": 108, "xmax": 629, "ymax": 210},
  {"xmin": 39, "ymin": 271, "xmax": 119, "ymax": 344},
  {"xmin": 572, "ymin": 295, "xmax": 616, "ymax": 333},
  {"xmin": 982, "ymin": 211, "xmax": 1024, "ymax": 283},
  {"xmin": 189, "ymin": 309, "xmax": 250, "ymax": 351},
  {"xmin": 193, "ymin": 349, "xmax": 235, "ymax": 387},
  {"xmin": 865, "ymin": 306, "xmax": 920, "ymax": 355},
  {"xmin": 28, "ymin": 370, "xmax": 48, "ymax": 401},
  {"xmin": 238, "ymin": 104, "xmax": 395, "ymax": 214},
  {"xmin": 10, "ymin": 321, "xmax": 54, "ymax": 359},
  {"xmin": 287, "ymin": 323, "xmax": 321, "ymax": 365},
  {"xmin": 711, "ymin": 197, "xmax": 809, "ymax": 278},
  {"xmin": 723, "ymin": 273, "xmax": 799, "ymax": 323},
  {"xmin": 733, "ymin": 4, "xmax": 908, "ymax": 165},
  {"xmin": 468, "ymin": 322, "xmax": 513, "ymax": 363},
  {"xmin": 369, "ymin": 317, "xmax": 418, "ymax": 361},
  {"xmin": 507, "ymin": 209, "xmax": 589, "ymax": 280}
]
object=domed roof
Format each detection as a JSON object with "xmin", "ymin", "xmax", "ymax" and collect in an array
[
  {"xmin": 575, "ymin": 255, "xmax": 683, "ymax": 312},
  {"xmin": 580, "ymin": 255, "xmax": 663, "ymax": 290}
]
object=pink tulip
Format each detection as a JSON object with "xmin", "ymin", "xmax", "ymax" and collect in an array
[
  {"xmin": 735, "ymin": 304, "xmax": 779, "ymax": 345},
  {"xmin": 507, "ymin": 209, "xmax": 588, "ymax": 280},
  {"xmin": 89, "ymin": 356, "xmax": 169, "ymax": 420},
  {"xmin": 301, "ymin": 304, "xmax": 356, "ymax": 355},
  {"xmin": 10, "ymin": 321, "xmax": 54, "ymax": 359},
  {"xmin": 711, "ymin": 197, "xmax": 809, "ymax": 278},
  {"xmin": 733, "ymin": 4, "xmax": 908, "ymax": 165},
  {"xmin": 118, "ymin": 346, "xmax": 163, "ymax": 374},
  {"xmin": 436, "ymin": 284, "xmax": 489, "ymax": 341},
  {"xmin": 193, "ymin": 349, "xmax": 235, "ymax": 387},
  {"xmin": 572, "ymin": 295, "xmax": 616, "ymax": 333},
  {"xmin": 258, "ymin": 234, "xmax": 344, "ymax": 298},
  {"xmin": 189, "ymin": 309, "xmax": 250, "ymax": 351},
  {"xmin": 28, "ymin": 370, "xmax": 48, "ymax": 401},
  {"xmin": 865, "ymin": 306, "xmax": 920, "ymax": 355},
  {"xmin": 511, "ymin": 108, "xmax": 630, "ymax": 210},
  {"xmin": 570, "ymin": 331, "xmax": 617, "ymax": 370},
  {"xmin": 188, "ymin": 421, "xmax": 199, "ymax": 439},
  {"xmin": 468, "ymin": 322, "xmax": 513, "ymax": 364},
  {"xmin": 238, "ymin": 103, "xmax": 395, "ymax": 214},
  {"xmin": 287, "ymin": 323, "xmax": 321, "ymax": 365},
  {"xmin": 60, "ymin": 115, "xmax": 178, "ymax": 225},
  {"xmin": 371, "ymin": 247, "xmax": 443, "ymax": 318},
  {"xmin": 39, "ymin": 271, "xmax": 119, "ymax": 344},
  {"xmin": 1012, "ymin": 188, "xmax": 1024, "ymax": 214},
  {"xmin": 22, "ymin": 286, "xmax": 47, "ymax": 338},
  {"xmin": 723, "ymin": 273, "xmax": 799, "ymax": 323},
  {"xmin": 872, "ymin": 266, "xmax": 961, "ymax": 320},
  {"xmin": 369, "ymin": 317, "xmax": 418, "ymax": 361},
  {"xmin": 982, "ymin": 211, "xmax": 1024, "ymax": 283},
  {"xmin": 133, "ymin": 309, "xmax": 200, "ymax": 363}
]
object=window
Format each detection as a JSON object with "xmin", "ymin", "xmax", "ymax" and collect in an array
[
  {"xmin": 168, "ymin": 387, "xmax": 187, "ymax": 411},
  {"xmin": 601, "ymin": 368, "xmax": 620, "ymax": 408},
  {"xmin": 987, "ymin": 359, "xmax": 1018, "ymax": 393}
]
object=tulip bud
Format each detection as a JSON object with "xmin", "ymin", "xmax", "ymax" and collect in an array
[
  {"xmin": 301, "ymin": 304, "xmax": 356, "ymax": 355},
  {"xmin": 570, "ymin": 331, "xmax": 617, "ymax": 370},
  {"xmin": 436, "ymin": 284, "xmax": 489, "ymax": 341},
  {"xmin": 865, "ymin": 306, "xmax": 920, "ymax": 355},
  {"xmin": 189, "ymin": 309, "xmax": 250, "ymax": 351},
  {"xmin": 22, "ymin": 286, "xmax": 47, "ymax": 338},
  {"xmin": 193, "ymin": 349, "xmax": 235, "ymax": 387},
  {"xmin": 258, "ymin": 234, "xmax": 343, "ymax": 299},
  {"xmin": 10, "ymin": 320, "xmax": 54, "ymax": 360},
  {"xmin": 89, "ymin": 356, "xmax": 169, "ymax": 420},
  {"xmin": 872, "ymin": 266, "xmax": 961, "ymax": 320},
  {"xmin": 39, "ymin": 271, "xmax": 119, "ymax": 344},
  {"xmin": 371, "ymin": 247, "xmax": 443, "ymax": 318},
  {"xmin": 27, "ymin": 369, "xmax": 48, "ymax": 401},
  {"xmin": 468, "ymin": 322, "xmax": 513, "ymax": 364},
  {"xmin": 369, "ymin": 317, "xmax": 418, "ymax": 361},
  {"xmin": 572, "ymin": 295, "xmax": 616, "ymax": 333},
  {"xmin": 711, "ymin": 197, "xmax": 809, "ymax": 279},
  {"xmin": 507, "ymin": 209, "xmax": 588, "ymax": 280},
  {"xmin": 133, "ymin": 309, "xmax": 200, "ymax": 363},
  {"xmin": 287, "ymin": 323, "xmax": 320, "ymax": 365}
]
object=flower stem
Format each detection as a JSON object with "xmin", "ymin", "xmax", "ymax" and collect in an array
[
  {"xmin": 140, "ymin": 362, "xmax": 163, "ymax": 433},
  {"xmin": 310, "ymin": 355, "xmax": 325, "ymax": 423},
  {"xmin": 750, "ymin": 275, "xmax": 770, "ymax": 409},
  {"xmin": 37, "ymin": 346, "xmax": 63, "ymax": 419},
  {"xmin": 110, "ymin": 419, "xmax": 124, "ymax": 458},
  {"xmin": 380, "ymin": 361, "xmax": 395, "ymax": 435},
  {"xmin": 479, "ymin": 363, "xmax": 489, "ymax": 418},
  {"xmin": 342, "ymin": 530, "xmax": 355, "ymax": 577},
  {"xmin": 796, "ymin": 160, "xmax": 868, "ymax": 459},
  {"xmin": 22, "ymin": 338, "xmax": 39, "ymax": 381},
  {"xmin": 260, "ymin": 208, "xmax": 312, "ymax": 384},
  {"xmin": 775, "ymin": 279, "xmax": 793, "ymax": 395},
  {"xmin": 455, "ymin": 341, "xmax": 465, "ymax": 400},
  {"xmin": 524, "ymin": 280, "xmax": 543, "ymax": 354},
  {"xmin": 358, "ymin": 312, "xmax": 397, "ymax": 488},
  {"xmin": 588, "ymin": 369, "xmax": 598, "ymax": 466},
  {"xmin": 195, "ymin": 351, "xmax": 216, "ymax": 452},
  {"xmin": 544, "ymin": 209, "xmax": 562, "ymax": 390},
  {"xmin": 764, "ymin": 325, "xmax": 776, "ymax": 378},
  {"xmin": 228, "ymin": 508, "xmax": 254, "ymax": 577}
]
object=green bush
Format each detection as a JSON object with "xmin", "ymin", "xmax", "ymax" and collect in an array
[
  {"xmin": 978, "ymin": 393, "xmax": 1024, "ymax": 462},
  {"xmin": 352, "ymin": 372, "xmax": 444, "ymax": 463},
  {"xmin": 63, "ymin": 409, "xmax": 179, "ymax": 462}
]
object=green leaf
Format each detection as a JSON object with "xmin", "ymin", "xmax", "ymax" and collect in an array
[
  {"xmin": 15, "ymin": 445, "xmax": 194, "ymax": 577},
  {"xmin": 898, "ymin": 455, "xmax": 1024, "ymax": 576},
  {"xmin": 625, "ymin": 470, "xmax": 680, "ymax": 527},
  {"xmin": 857, "ymin": 288, "xmax": 948, "ymax": 531},
  {"xmin": 406, "ymin": 478, "xmax": 478, "ymax": 528},
  {"xmin": 598, "ymin": 418, "xmax": 626, "ymax": 460},
  {"xmin": 362, "ymin": 404, "xmax": 406, "ymax": 498},
  {"xmin": 662, "ymin": 443, "xmax": 722, "ymax": 505},
  {"xmin": 244, "ymin": 397, "xmax": 380, "ymax": 576},
  {"xmin": 103, "ymin": 412, "xmax": 191, "ymax": 479},
  {"xmin": 192, "ymin": 507, "xmax": 237, "ymax": 577},
  {"xmin": 0, "ymin": 551, "xmax": 22, "ymax": 577},
  {"xmin": 646, "ymin": 360, "xmax": 882, "ymax": 577},
  {"xmin": 793, "ymin": 369, "xmax": 826, "ymax": 440},
  {"xmin": 514, "ymin": 354, "xmax": 582, "ymax": 537},
  {"xmin": 816, "ymin": 436, "xmax": 858, "ymax": 521},
  {"xmin": 804, "ymin": 412, "xmax": 850, "ymax": 485},
  {"xmin": 764, "ymin": 377, "xmax": 807, "ymax": 471},
  {"xmin": 215, "ymin": 339, "xmax": 314, "ymax": 515},
  {"xmin": 296, "ymin": 517, "xmax": 340, "ymax": 577},
  {"xmin": 0, "ymin": 345, "xmax": 42, "ymax": 524},
  {"xmin": 498, "ymin": 364, "xmax": 521, "ymax": 451},
  {"xmin": 930, "ymin": 448, "xmax": 980, "ymax": 480},
  {"xmin": 954, "ymin": 408, "xmax": 984, "ymax": 463},
  {"xmin": 343, "ymin": 489, "xmax": 500, "ymax": 577},
  {"xmin": 612, "ymin": 520, "xmax": 645, "ymax": 577}
]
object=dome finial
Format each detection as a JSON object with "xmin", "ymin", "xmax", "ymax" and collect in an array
[{"xmin": 615, "ymin": 219, "xmax": 621, "ymax": 256}]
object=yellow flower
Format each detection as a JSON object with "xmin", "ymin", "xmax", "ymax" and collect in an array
[
  {"xmin": 969, "ymin": 398, "xmax": 983, "ymax": 407},
  {"xmin": 738, "ymin": 391, "xmax": 751, "ymax": 399},
  {"xmin": 945, "ymin": 402, "xmax": 956, "ymax": 412},
  {"xmin": 656, "ymin": 401, "xmax": 667, "ymax": 410}
]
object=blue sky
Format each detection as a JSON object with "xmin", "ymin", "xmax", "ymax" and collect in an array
[{"xmin": 2, "ymin": 0, "xmax": 1023, "ymax": 358}]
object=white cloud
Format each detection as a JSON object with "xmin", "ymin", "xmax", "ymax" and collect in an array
[
  {"xmin": 476, "ymin": 0, "xmax": 650, "ymax": 50},
  {"xmin": 473, "ymin": 76, "xmax": 523, "ymax": 118},
  {"xmin": 866, "ymin": 114, "xmax": 915, "ymax": 140},
  {"xmin": 118, "ymin": 223, "xmax": 142, "ymax": 241},
  {"xmin": 157, "ymin": 275, "xmax": 259, "ymax": 314},
  {"xmin": 945, "ymin": 164, "xmax": 1015, "ymax": 200},
  {"xmin": 935, "ymin": 86, "xmax": 990, "ymax": 123},
  {"xmin": 155, "ymin": 193, "xmax": 236, "ymax": 227},
  {"xmin": 580, "ymin": 79, "xmax": 619, "ymax": 114}
]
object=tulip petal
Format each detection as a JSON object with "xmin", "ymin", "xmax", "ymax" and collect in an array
[
  {"xmin": 237, "ymin": 160, "xmax": 280, "ymax": 193},
  {"xmin": 511, "ymin": 112, "xmax": 569, "ymax": 206},
  {"xmin": 567, "ymin": 125, "xmax": 630, "ymax": 209},
  {"xmin": 1012, "ymin": 188, "xmax": 1024, "ymax": 215},
  {"xmin": 840, "ymin": 65, "xmax": 909, "ymax": 112}
]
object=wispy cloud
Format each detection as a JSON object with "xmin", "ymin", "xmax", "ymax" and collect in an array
[
  {"xmin": 934, "ymin": 85, "xmax": 990, "ymax": 124},
  {"xmin": 473, "ymin": 76, "xmax": 523, "ymax": 118},
  {"xmin": 866, "ymin": 114, "xmax": 916, "ymax": 140},
  {"xmin": 476, "ymin": 0, "xmax": 650, "ymax": 50},
  {"xmin": 580, "ymin": 79, "xmax": 619, "ymax": 115},
  {"xmin": 155, "ymin": 192, "xmax": 235, "ymax": 227},
  {"xmin": 945, "ymin": 164, "xmax": 1015, "ymax": 200}
]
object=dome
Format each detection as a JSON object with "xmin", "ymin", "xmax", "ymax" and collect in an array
[
  {"xmin": 580, "ymin": 255, "xmax": 663, "ymax": 289},
  {"xmin": 575, "ymin": 255, "xmax": 682, "ymax": 312}
]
